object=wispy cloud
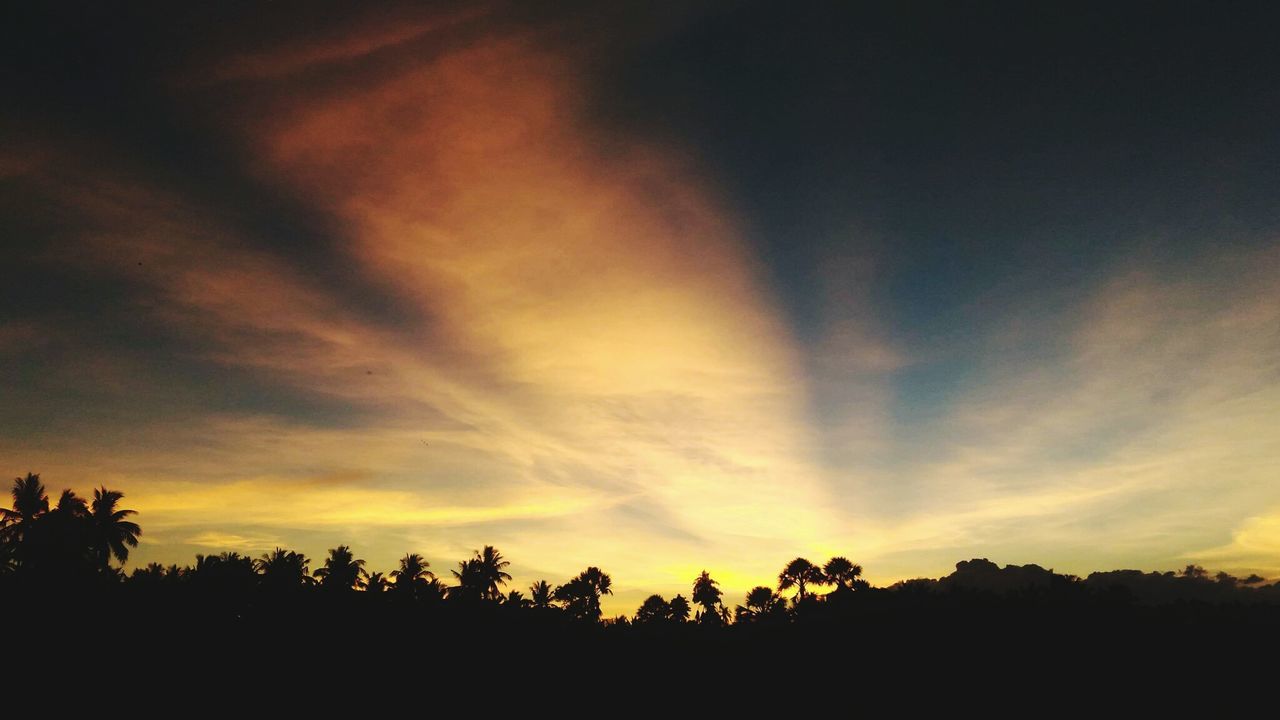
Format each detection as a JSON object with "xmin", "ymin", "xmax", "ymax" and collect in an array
[
  {"xmin": 1186, "ymin": 511, "xmax": 1280, "ymax": 576},
  {"xmin": 5, "ymin": 5, "xmax": 1279, "ymax": 615},
  {"xmin": 183, "ymin": 531, "xmax": 282, "ymax": 552},
  {"xmin": 4, "ymin": 13, "xmax": 839, "ymax": 611},
  {"xmin": 831, "ymin": 247, "xmax": 1280, "ymax": 583}
]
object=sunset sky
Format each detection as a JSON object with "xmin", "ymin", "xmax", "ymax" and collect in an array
[{"xmin": 3, "ymin": 1, "xmax": 1279, "ymax": 613}]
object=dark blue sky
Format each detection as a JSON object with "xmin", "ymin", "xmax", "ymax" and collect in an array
[{"xmin": 590, "ymin": 1, "xmax": 1280, "ymax": 331}]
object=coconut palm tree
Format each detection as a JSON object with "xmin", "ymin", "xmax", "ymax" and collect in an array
[
  {"xmin": 3, "ymin": 474, "xmax": 55, "ymax": 575},
  {"xmin": 192, "ymin": 551, "xmax": 256, "ymax": 592},
  {"xmin": 823, "ymin": 556, "xmax": 864, "ymax": 593},
  {"xmin": 88, "ymin": 486, "xmax": 141, "ymax": 569},
  {"xmin": 552, "ymin": 576, "xmax": 596, "ymax": 620},
  {"xmin": 450, "ymin": 559, "xmax": 484, "ymax": 601},
  {"xmin": 256, "ymin": 548, "xmax": 313, "ymax": 590},
  {"xmin": 2, "ymin": 473, "xmax": 49, "ymax": 540},
  {"xmin": 419, "ymin": 576, "xmax": 448, "ymax": 602},
  {"xmin": 553, "ymin": 566, "xmax": 613, "ymax": 621},
  {"xmin": 582, "ymin": 566, "xmax": 612, "ymax": 596},
  {"xmin": 129, "ymin": 562, "xmax": 175, "ymax": 590},
  {"xmin": 366, "ymin": 572, "xmax": 389, "ymax": 593},
  {"xmin": 42, "ymin": 488, "xmax": 92, "ymax": 574},
  {"xmin": 736, "ymin": 586, "xmax": 786, "ymax": 623},
  {"xmin": 390, "ymin": 553, "xmax": 435, "ymax": 598},
  {"xmin": 54, "ymin": 489, "xmax": 87, "ymax": 515},
  {"xmin": 314, "ymin": 545, "xmax": 368, "ymax": 591},
  {"xmin": 450, "ymin": 545, "xmax": 514, "ymax": 602},
  {"xmin": 667, "ymin": 594, "xmax": 691, "ymax": 624},
  {"xmin": 692, "ymin": 570, "xmax": 724, "ymax": 623},
  {"xmin": 473, "ymin": 545, "xmax": 512, "ymax": 600},
  {"xmin": 778, "ymin": 557, "xmax": 825, "ymax": 602},
  {"xmin": 528, "ymin": 579, "xmax": 554, "ymax": 609}
]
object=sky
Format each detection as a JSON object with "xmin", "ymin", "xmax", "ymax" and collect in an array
[{"xmin": 3, "ymin": 1, "xmax": 1279, "ymax": 613}]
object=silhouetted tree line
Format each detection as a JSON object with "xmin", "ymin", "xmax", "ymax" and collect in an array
[
  {"xmin": 6, "ymin": 473, "xmax": 1280, "ymax": 634},
  {"xmin": 1, "ymin": 473, "xmax": 140, "ymax": 584}
]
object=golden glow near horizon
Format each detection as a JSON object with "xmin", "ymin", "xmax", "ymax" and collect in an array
[{"xmin": 3, "ymin": 9, "xmax": 1280, "ymax": 614}]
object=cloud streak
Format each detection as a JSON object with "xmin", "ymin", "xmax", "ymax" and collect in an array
[
  {"xmin": 4, "ymin": 5, "xmax": 1279, "ymax": 612},
  {"xmin": 829, "ymin": 247, "xmax": 1280, "ymax": 584},
  {"xmin": 4, "ymin": 10, "xmax": 839, "ymax": 611}
]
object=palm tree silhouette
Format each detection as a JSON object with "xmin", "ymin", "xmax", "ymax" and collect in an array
[
  {"xmin": 365, "ymin": 572, "xmax": 389, "ymax": 593},
  {"xmin": 88, "ymin": 486, "xmax": 141, "ymax": 569},
  {"xmin": 528, "ymin": 579, "xmax": 554, "ymax": 609},
  {"xmin": 390, "ymin": 553, "xmax": 435, "ymax": 599},
  {"xmin": 43, "ymin": 488, "xmax": 91, "ymax": 575},
  {"xmin": 450, "ymin": 545, "xmax": 513, "ymax": 602},
  {"xmin": 667, "ymin": 594, "xmax": 691, "ymax": 623},
  {"xmin": 314, "ymin": 545, "xmax": 368, "ymax": 591},
  {"xmin": 582, "ymin": 566, "xmax": 612, "ymax": 595},
  {"xmin": 692, "ymin": 570, "xmax": 724, "ymax": 623},
  {"xmin": 778, "ymin": 557, "xmax": 825, "ymax": 602},
  {"xmin": 256, "ymin": 548, "xmax": 313, "ymax": 589},
  {"xmin": 130, "ymin": 562, "xmax": 167, "ymax": 587},
  {"xmin": 450, "ymin": 559, "xmax": 483, "ymax": 601},
  {"xmin": 55, "ymin": 489, "xmax": 87, "ymax": 515},
  {"xmin": 553, "ymin": 566, "xmax": 613, "ymax": 621},
  {"xmin": 420, "ymin": 576, "xmax": 448, "ymax": 602},
  {"xmin": 192, "ymin": 551, "xmax": 256, "ymax": 593},
  {"xmin": 735, "ymin": 586, "xmax": 786, "ymax": 622},
  {"xmin": 474, "ymin": 545, "xmax": 512, "ymax": 600},
  {"xmin": 823, "ymin": 556, "xmax": 864, "ymax": 593},
  {"xmin": 2, "ymin": 473, "xmax": 49, "ymax": 541}
]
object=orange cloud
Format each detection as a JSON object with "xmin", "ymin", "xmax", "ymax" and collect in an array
[
  {"xmin": 12, "ymin": 9, "xmax": 1280, "ymax": 616},
  {"xmin": 8, "ymin": 17, "xmax": 841, "ymax": 612},
  {"xmin": 221, "ymin": 28, "xmax": 839, "ymax": 543}
]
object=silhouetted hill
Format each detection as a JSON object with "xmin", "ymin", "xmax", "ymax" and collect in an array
[
  {"xmin": 884, "ymin": 558, "xmax": 1280, "ymax": 605},
  {"xmin": 939, "ymin": 557, "xmax": 1060, "ymax": 593}
]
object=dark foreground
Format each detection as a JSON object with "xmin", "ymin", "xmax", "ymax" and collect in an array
[
  {"xmin": 11, "ymin": 581, "xmax": 1277, "ymax": 708},
  {"xmin": 4, "ymin": 475, "xmax": 1275, "ymax": 704}
]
